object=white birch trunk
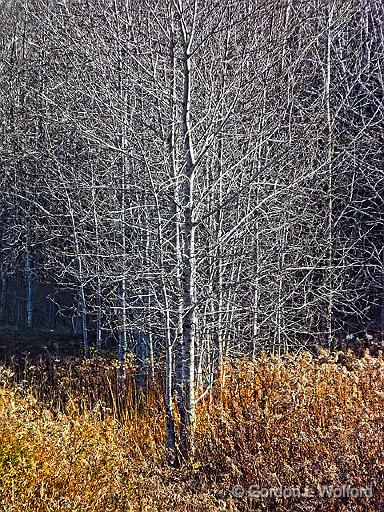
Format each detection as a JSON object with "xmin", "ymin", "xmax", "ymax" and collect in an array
[
  {"xmin": 179, "ymin": 24, "xmax": 197, "ymax": 460},
  {"xmin": 326, "ymin": 2, "xmax": 335, "ymax": 348}
]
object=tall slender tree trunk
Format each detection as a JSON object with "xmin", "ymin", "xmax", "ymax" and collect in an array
[
  {"xmin": 66, "ymin": 188, "xmax": 88, "ymax": 356},
  {"xmin": 325, "ymin": 2, "xmax": 335, "ymax": 348},
  {"xmin": 117, "ymin": 158, "xmax": 128, "ymax": 399},
  {"xmin": 168, "ymin": 14, "xmax": 185, "ymax": 463},
  {"xmin": 179, "ymin": 17, "xmax": 197, "ymax": 460},
  {"xmin": 78, "ymin": 284, "xmax": 88, "ymax": 357},
  {"xmin": 91, "ymin": 171, "xmax": 103, "ymax": 350},
  {"xmin": 113, "ymin": 1, "xmax": 130, "ymax": 398},
  {"xmin": 25, "ymin": 243, "xmax": 33, "ymax": 329}
]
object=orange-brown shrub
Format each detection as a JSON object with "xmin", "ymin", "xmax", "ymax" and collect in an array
[{"xmin": 0, "ymin": 349, "xmax": 383, "ymax": 511}]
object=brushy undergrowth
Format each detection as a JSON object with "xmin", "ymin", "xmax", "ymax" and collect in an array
[{"xmin": 0, "ymin": 349, "xmax": 383, "ymax": 511}]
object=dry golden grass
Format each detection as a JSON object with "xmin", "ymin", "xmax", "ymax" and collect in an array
[{"xmin": 0, "ymin": 349, "xmax": 383, "ymax": 511}]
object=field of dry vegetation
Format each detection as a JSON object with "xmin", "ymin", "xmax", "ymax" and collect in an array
[{"xmin": 0, "ymin": 349, "xmax": 383, "ymax": 512}]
